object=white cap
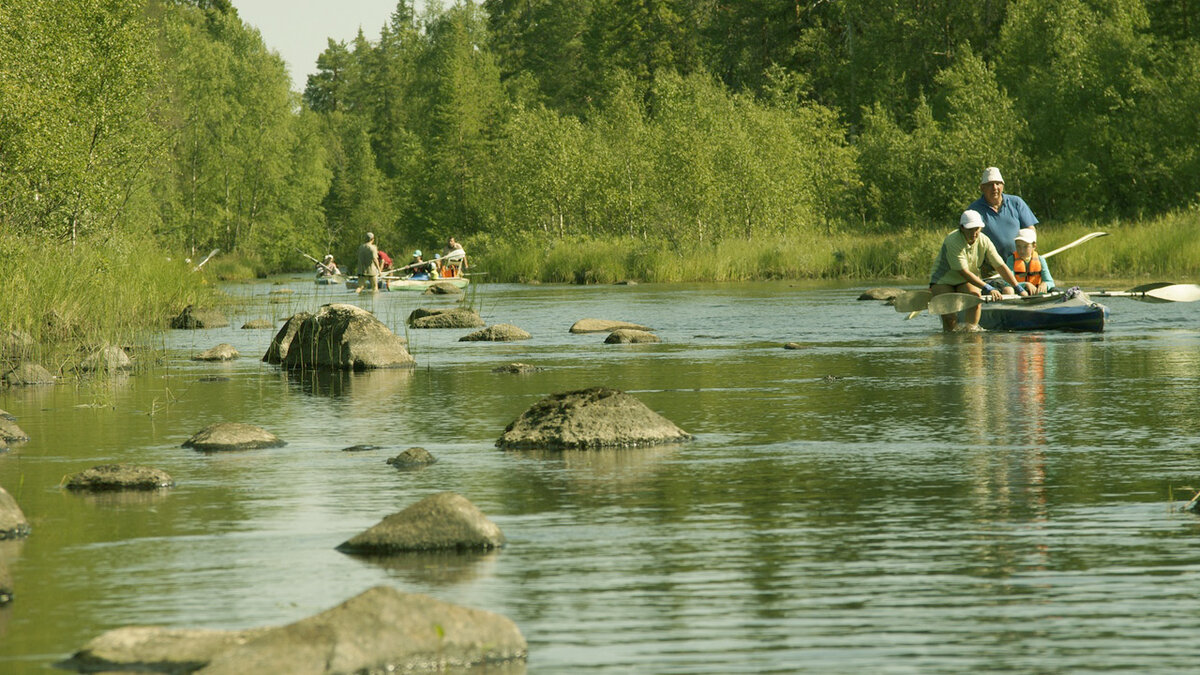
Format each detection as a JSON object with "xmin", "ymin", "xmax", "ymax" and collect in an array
[
  {"xmin": 959, "ymin": 210, "xmax": 985, "ymax": 229},
  {"xmin": 1015, "ymin": 228, "xmax": 1037, "ymax": 243},
  {"xmin": 365, "ymin": 232, "xmax": 374, "ymax": 241},
  {"xmin": 980, "ymin": 167, "xmax": 1004, "ymax": 184}
]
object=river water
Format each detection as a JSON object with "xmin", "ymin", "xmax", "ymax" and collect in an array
[{"xmin": 3, "ymin": 279, "xmax": 1200, "ymax": 673}]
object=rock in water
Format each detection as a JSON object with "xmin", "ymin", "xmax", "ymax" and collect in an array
[
  {"xmin": 65, "ymin": 465, "xmax": 174, "ymax": 491},
  {"xmin": 193, "ymin": 344, "xmax": 239, "ymax": 361},
  {"xmin": 263, "ymin": 304, "xmax": 414, "ymax": 370},
  {"xmin": 568, "ymin": 318, "xmax": 650, "ymax": 333},
  {"xmin": 407, "ymin": 307, "xmax": 485, "ymax": 329},
  {"xmin": 497, "ymin": 387, "xmax": 692, "ymax": 450},
  {"xmin": 0, "ymin": 487, "xmax": 30, "ymax": 539},
  {"xmin": 182, "ymin": 423, "xmax": 285, "ymax": 452},
  {"xmin": 337, "ymin": 492, "xmax": 504, "ymax": 554},
  {"xmin": 170, "ymin": 305, "xmax": 230, "ymax": 329},
  {"xmin": 459, "ymin": 324, "xmax": 531, "ymax": 342},
  {"xmin": 604, "ymin": 329, "xmax": 660, "ymax": 344}
]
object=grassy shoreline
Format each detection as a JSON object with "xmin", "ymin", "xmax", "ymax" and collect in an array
[{"xmin": 0, "ymin": 232, "xmax": 218, "ymax": 374}]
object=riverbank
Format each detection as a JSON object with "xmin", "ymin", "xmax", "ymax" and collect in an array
[
  {"xmin": 468, "ymin": 210, "xmax": 1200, "ymax": 284},
  {"xmin": 0, "ymin": 231, "xmax": 218, "ymax": 373}
]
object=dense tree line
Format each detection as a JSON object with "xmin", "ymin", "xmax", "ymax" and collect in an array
[{"xmin": 2, "ymin": 0, "xmax": 1198, "ymax": 270}]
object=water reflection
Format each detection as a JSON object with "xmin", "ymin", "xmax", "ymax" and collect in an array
[
  {"xmin": 342, "ymin": 549, "xmax": 500, "ymax": 587},
  {"xmin": 282, "ymin": 367, "xmax": 414, "ymax": 400},
  {"xmin": 69, "ymin": 488, "xmax": 172, "ymax": 508}
]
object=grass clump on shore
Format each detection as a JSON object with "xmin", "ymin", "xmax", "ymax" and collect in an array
[
  {"xmin": 469, "ymin": 209, "xmax": 1200, "ymax": 284},
  {"xmin": 0, "ymin": 231, "xmax": 218, "ymax": 373}
]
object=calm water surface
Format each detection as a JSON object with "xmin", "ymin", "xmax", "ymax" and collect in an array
[{"xmin": 3, "ymin": 279, "xmax": 1200, "ymax": 673}]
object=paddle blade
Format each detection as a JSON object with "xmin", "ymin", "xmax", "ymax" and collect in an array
[
  {"xmin": 893, "ymin": 290, "xmax": 932, "ymax": 313},
  {"xmin": 928, "ymin": 292, "xmax": 984, "ymax": 315},
  {"xmin": 1144, "ymin": 284, "xmax": 1200, "ymax": 303},
  {"xmin": 905, "ymin": 310, "xmax": 922, "ymax": 320}
]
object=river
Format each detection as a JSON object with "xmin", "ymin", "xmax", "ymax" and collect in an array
[{"xmin": 3, "ymin": 279, "xmax": 1200, "ymax": 673}]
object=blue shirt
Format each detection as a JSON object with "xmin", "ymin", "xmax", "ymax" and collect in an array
[{"xmin": 968, "ymin": 194, "xmax": 1039, "ymax": 263}]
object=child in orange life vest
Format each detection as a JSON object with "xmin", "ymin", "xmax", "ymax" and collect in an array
[{"xmin": 1004, "ymin": 228, "xmax": 1055, "ymax": 295}]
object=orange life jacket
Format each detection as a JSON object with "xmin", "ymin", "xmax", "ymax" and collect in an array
[{"xmin": 1013, "ymin": 256, "xmax": 1042, "ymax": 285}]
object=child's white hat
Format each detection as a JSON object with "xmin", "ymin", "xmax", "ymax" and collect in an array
[{"xmin": 1015, "ymin": 228, "xmax": 1037, "ymax": 243}]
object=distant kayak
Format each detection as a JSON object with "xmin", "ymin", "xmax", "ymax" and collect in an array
[{"xmin": 343, "ymin": 276, "xmax": 469, "ymax": 291}]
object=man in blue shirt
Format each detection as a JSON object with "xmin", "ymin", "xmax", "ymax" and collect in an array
[{"xmin": 968, "ymin": 167, "xmax": 1039, "ymax": 266}]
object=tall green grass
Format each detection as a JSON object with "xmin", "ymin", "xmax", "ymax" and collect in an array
[
  {"xmin": 469, "ymin": 210, "xmax": 1200, "ymax": 284},
  {"xmin": 0, "ymin": 231, "xmax": 218, "ymax": 372}
]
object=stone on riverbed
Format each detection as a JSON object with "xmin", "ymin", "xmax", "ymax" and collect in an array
[
  {"xmin": 0, "ymin": 487, "xmax": 30, "ymax": 539},
  {"xmin": 263, "ymin": 304, "xmax": 414, "ymax": 370},
  {"xmin": 604, "ymin": 328, "xmax": 660, "ymax": 344},
  {"xmin": 497, "ymin": 387, "xmax": 693, "ymax": 450},
  {"xmin": 65, "ymin": 465, "xmax": 174, "ymax": 491},
  {"xmin": 79, "ymin": 345, "xmax": 132, "ymax": 372},
  {"xmin": 568, "ymin": 318, "xmax": 650, "ymax": 334},
  {"xmin": 386, "ymin": 447, "xmax": 437, "ymax": 468},
  {"xmin": 407, "ymin": 307, "xmax": 485, "ymax": 329},
  {"xmin": 3, "ymin": 362, "xmax": 54, "ymax": 386},
  {"xmin": 459, "ymin": 324, "xmax": 531, "ymax": 342},
  {"xmin": 170, "ymin": 305, "xmax": 230, "ymax": 329},
  {"xmin": 492, "ymin": 362, "xmax": 542, "ymax": 374},
  {"xmin": 193, "ymin": 344, "xmax": 239, "ymax": 361},
  {"xmin": 423, "ymin": 282, "xmax": 464, "ymax": 295},
  {"xmin": 182, "ymin": 423, "xmax": 285, "ymax": 452},
  {"xmin": 59, "ymin": 586, "xmax": 526, "ymax": 674},
  {"xmin": 857, "ymin": 287, "xmax": 905, "ymax": 302},
  {"xmin": 241, "ymin": 318, "xmax": 274, "ymax": 330},
  {"xmin": 337, "ymin": 492, "xmax": 504, "ymax": 554},
  {"xmin": 0, "ymin": 417, "xmax": 28, "ymax": 443}
]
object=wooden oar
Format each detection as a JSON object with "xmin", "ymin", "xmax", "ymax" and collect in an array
[
  {"xmin": 928, "ymin": 284, "xmax": 1200, "ymax": 314},
  {"xmin": 897, "ymin": 231, "xmax": 1109, "ymax": 316}
]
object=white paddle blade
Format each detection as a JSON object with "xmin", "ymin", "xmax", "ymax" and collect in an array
[
  {"xmin": 928, "ymin": 292, "xmax": 984, "ymax": 315},
  {"xmin": 893, "ymin": 290, "xmax": 932, "ymax": 313},
  {"xmin": 1145, "ymin": 284, "xmax": 1200, "ymax": 303}
]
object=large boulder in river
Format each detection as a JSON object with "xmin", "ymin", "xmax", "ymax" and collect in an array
[
  {"xmin": 3, "ymin": 362, "xmax": 54, "ymax": 386},
  {"xmin": 422, "ymin": 282, "xmax": 464, "ymax": 295},
  {"xmin": 497, "ymin": 387, "xmax": 693, "ymax": 450},
  {"xmin": 0, "ymin": 486, "xmax": 30, "ymax": 539},
  {"xmin": 569, "ymin": 318, "xmax": 650, "ymax": 334},
  {"xmin": 193, "ymin": 344, "xmax": 239, "ymax": 361},
  {"xmin": 264, "ymin": 304, "xmax": 414, "ymax": 370},
  {"xmin": 407, "ymin": 307, "xmax": 485, "ymax": 329},
  {"xmin": 170, "ymin": 305, "xmax": 230, "ymax": 329},
  {"xmin": 65, "ymin": 465, "xmax": 174, "ymax": 492},
  {"xmin": 182, "ymin": 423, "xmax": 285, "ymax": 452},
  {"xmin": 604, "ymin": 328, "xmax": 660, "ymax": 344},
  {"xmin": 60, "ymin": 586, "xmax": 526, "ymax": 675},
  {"xmin": 459, "ymin": 324, "xmax": 531, "ymax": 342},
  {"xmin": 337, "ymin": 492, "xmax": 505, "ymax": 554}
]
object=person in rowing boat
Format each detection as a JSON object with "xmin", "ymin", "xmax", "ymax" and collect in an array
[
  {"xmin": 968, "ymin": 167, "xmax": 1040, "ymax": 267},
  {"xmin": 316, "ymin": 254, "xmax": 339, "ymax": 277},
  {"xmin": 440, "ymin": 237, "xmax": 468, "ymax": 277},
  {"xmin": 1003, "ymin": 228, "xmax": 1055, "ymax": 296},
  {"xmin": 356, "ymin": 232, "xmax": 381, "ymax": 294},
  {"xmin": 408, "ymin": 250, "xmax": 437, "ymax": 280},
  {"xmin": 929, "ymin": 210, "xmax": 1026, "ymax": 332}
]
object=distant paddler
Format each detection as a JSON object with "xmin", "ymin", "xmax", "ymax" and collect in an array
[
  {"xmin": 356, "ymin": 232, "xmax": 381, "ymax": 294},
  {"xmin": 316, "ymin": 254, "xmax": 339, "ymax": 277},
  {"xmin": 929, "ymin": 210, "xmax": 1025, "ymax": 332}
]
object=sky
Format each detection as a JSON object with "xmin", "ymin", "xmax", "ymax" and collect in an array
[{"xmin": 233, "ymin": 0, "xmax": 425, "ymax": 91}]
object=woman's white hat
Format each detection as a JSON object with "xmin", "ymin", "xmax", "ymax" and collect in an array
[{"xmin": 959, "ymin": 210, "xmax": 985, "ymax": 229}]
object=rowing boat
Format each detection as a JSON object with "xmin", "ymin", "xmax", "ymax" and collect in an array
[
  {"xmin": 343, "ymin": 276, "xmax": 470, "ymax": 291},
  {"xmin": 978, "ymin": 290, "xmax": 1108, "ymax": 332},
  {"xmin": 315, "ymin": 275, "xmax": 345, "ymax": 285}
]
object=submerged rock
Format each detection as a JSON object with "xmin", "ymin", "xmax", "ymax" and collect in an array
[
  {"xmin": 0, "ymin": 487, "xmax": 30, "ymax": 539},
  {"xmin": 337, "ymin": 492, "xmax": 504, "ymax": 554},
  {"xmin": 492, "ymin": 363, "xmax": 542, "ymax": 374},
  {"xmin": 263, "ymin": 304, "xmax": 414, "ymax": 370},
  {"xmin": 3, "ymin": 362, "xmax": 54, "ymax": 386},
  {"xmin": 65, "ymin": 465, "xmax": 174, "ymax": 491},
  {"xmin": 340, "ymin": 444, "xmax": 381, "ymax": 453},
  {"xmin": 497, "ymin": 387, "xmax": 692, "ymax": 450},
  {"xmin": 193, "ymin": 344, "xmax": 239, "ymax": 361},
  {"xmin": 407, "ymin": 307, "xmax": 485, "ymax": 329},
  {"xmin": 182, "ymin": 423, "xmax": 285, "ymax": 452},
  {"xmin": 241, "ymin": 319, "xmax": 274, "ymax": 330},
  {"xmin": 386, "ymin": 447, "xmax": 437, "ymax": 468},
  {"xmin": 568, "ymin": 318, "xmax": 650, "ymax": 334},
  {"xmin": 459, "ymin": 324, "xmax": 531, "ymax": 342},
  {"xmin": 170, "ymin": 305, "xmax": 230, "ymax": 329},
  {"xmin": 79, "ymin": 346, "xmax": 132, "ymax": 372},
  {"xmin": 60, "ymin": 586, "xmax": 526, "ymax": 674},
  {"xmin": 604, "ymin": 329, "xmax": 660, "ymax": 344},
  {"xmin": 858, "ymin": 287, "xmax": 904, "ymax": 302}
]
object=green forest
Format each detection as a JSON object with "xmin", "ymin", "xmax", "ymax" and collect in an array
[{"xmin": 2, "ymin": 0, "xmax": 1200, "ymax": 340}]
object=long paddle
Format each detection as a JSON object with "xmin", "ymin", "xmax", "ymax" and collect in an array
[
  {"xmin": 928, "ymin": 283, "xmax": 1200, "ymax": 315},
  {"xmin": 192, "ymin": 248, "xmax": 219, "ymax": 272},
  {"xmin": 894, "ymin": 230, "xmax": 1108, "ymax": 316}
]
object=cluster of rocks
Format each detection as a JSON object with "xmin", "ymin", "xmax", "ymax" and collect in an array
[{"xmin": 569, "ymin": 318, "xmax": 661, "ymax": 343}]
